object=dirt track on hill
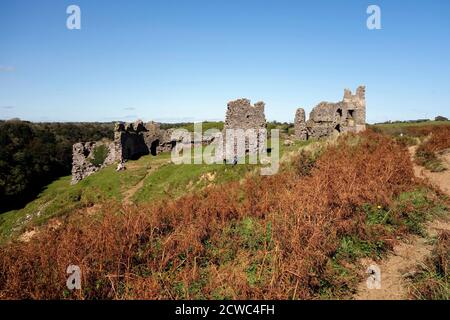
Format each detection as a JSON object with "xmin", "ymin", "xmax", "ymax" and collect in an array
[
  {"xmin": 123, "ymin": 159, "xmax": 171, "ymax": 205},
  {"xmin": 354, "ymin": 146, "xmax": 450, "ymax": 300},
  {"xmin": 411, "ymin": 147, "xmax": 450, "ymax": 196}
]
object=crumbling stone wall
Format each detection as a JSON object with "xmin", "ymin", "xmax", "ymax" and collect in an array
[
  {"xmin": 294, "ymin": 108, "xmax": 308, "ymax": 140},
  {"xmin": 114, "ymin": 120, "xmax": 174, "ymax": 160},
  {"xmin": 295, "ymin": 86, "xmax": 366, "ymax": 140},
  {"xmin": 220, "ymin": 98, "xmax": 267, "ymax": 160},
  {"xmin": 71, "ymin": 120, "xmax": 175, "ymax": 184},
  {"xmin": 71, "ymin": 141, "xmax": 116, "ymax": 184}
]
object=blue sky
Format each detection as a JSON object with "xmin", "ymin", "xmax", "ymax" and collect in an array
[{"xmin": 1, "ymin": 0, "xmax": 449, "ymax": 123}]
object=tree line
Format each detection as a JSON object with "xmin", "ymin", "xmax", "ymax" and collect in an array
[{"xmin": 0, "ymin": 119, "xmax": 114, "ymax": 213}]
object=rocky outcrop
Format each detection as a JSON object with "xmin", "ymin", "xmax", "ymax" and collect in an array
[{"xmin": 295, "ymin": 86, "xmax": 366, "ymax": 140}]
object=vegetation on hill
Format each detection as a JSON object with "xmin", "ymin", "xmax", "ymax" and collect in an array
[
  {"xmin": 89, "ymin": 144, "xmax": 110, "ymax": 167},
  {"xmin": 159, "ymin": 121, "xmax": 294, "ymax": 135},
  {"xmin": 159, "ymin": 121, "xmax": 224, "ymax": 133},
  {"xmin": 0, "ymin": 140, "xmax": 307, "ymax": 242},
  {"xmin": 435, "ymin": 116, "xmax": 448, "ymax": 122},
  {"xmin": 408, "ymin": 230, "xmax": 450, "ymax": 300},
  {"xmin": 371, "ymin": 120, "xmax": 450, "ymax": 134},
  {"xmin": 1, "ymin": 130, "xmax": 447, "ymax": 299},
  {"xmin": 0, "ymin": 120, "xmax": 114, "ymax": 212},
  {"xmin": 415, "ymin": 126, "xmax": 450, "ymax": 172}
]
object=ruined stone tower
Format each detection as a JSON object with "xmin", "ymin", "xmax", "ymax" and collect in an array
[
  {"xmin": 219, "ymin": 98, "xmax": 267, "ymax": 160},
  {"xmin": 295, "ymin": 85, "xmax": 366, "ymax": 140},
  {"xmin": 294, "ymin": 108, "xmax": 308, "ymax": 140}
]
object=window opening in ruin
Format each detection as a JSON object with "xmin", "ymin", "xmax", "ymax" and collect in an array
[
  {"xmin": 336, "ymin": 108, "xmax": 343, "ymax": 118},
  {"xmin": 334, "ymin": 124, "xmax": 341, "ymax": 134},
  {"xmin": 150, "ymin": 139, "xmax": 160, "ymax": 156},
  {"xmin": 348, "ymin": 110, "xmax": 354, "ymax": 119}
]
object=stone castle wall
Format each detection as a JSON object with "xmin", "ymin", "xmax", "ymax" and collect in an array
[
  {"xmin": 71, "ymin": 120, "xmax": 174, "ymax": 184},
  {"xmin": 219, "ymin": 98, "xmax": 267, "ymax": 160},
  {"xmin": 295, "ymin": 85, "xmax": 366, "ymax": 140},
  {"xmin": 71, "ymin": 141, "xmax": 116, "ymax": 184}
]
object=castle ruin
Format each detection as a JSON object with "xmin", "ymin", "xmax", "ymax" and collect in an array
[
  {"xmin": 71, "ymin": 120, "xmax": 174, "ymax": 184},
  {"xmin": 219, "ymin": 98, "xmax": 267, "ymax": 161},
  {"xmin": 72, "ymin": 86, "xmax": 366, "ymax": 183},
  {"xmin": 295, "ymin": 86, "xmax": 366, "ymax": 140}
]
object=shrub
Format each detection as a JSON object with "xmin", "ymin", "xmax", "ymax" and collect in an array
[
  {"xmin": 415, "ymin": 126, "xmax": 450, "ymax": 172},
  {"xmin": 408, "ymin": 231, "xmax": 450, "ymax": 300},
  {"xmin": 89, "ymin": 144, "xmax": 109, "ymax": 167},
  {"xmin": 435, "ymin": 116, "xmax": 448, "ymax": 122}
]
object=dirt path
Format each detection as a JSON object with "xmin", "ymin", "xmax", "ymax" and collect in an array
[
  {"xmin": 123, "ymin": 173, "xmax": 149, "ymax": 204},
  {"xmin": 354, "ymin": 147, "xmax": 450, "ymax": 300},
  {"xmin": 409, "ymin": 146, "xmax": 450, "ymax": 195},
  {"xmin": 123, "ymin": 160, "xmax": 169, "ymax": 204}
]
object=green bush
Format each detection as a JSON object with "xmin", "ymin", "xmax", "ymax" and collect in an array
[{"xmin": 90, "ymin": 145, "xmax": 109, "ymax": 167}]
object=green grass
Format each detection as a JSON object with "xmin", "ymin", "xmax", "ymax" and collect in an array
[
  {"xmin": 0, "ymin": 154, "xmax": 166, "ymax": 242},
  {"xmin": 370, "ymin": 120, "xmax": 450, "ymax": 139},
  {"xmin": 371, "ymin": 120, "xmax": 450, "ymax": 129},
  {"xmin": 133, "ymin": 162, "xmax": 254, "ymax": 202},
  {"xmin": 134, "ymin": 139, "xmax": 313, "ymax": 203},
  {"xmin": 178, "ymin": 121, "xmax": 224, "ymax": 133},
  {"xmin": 395, "ymin": 189, "xmax": 435, "ymax": 236},
  {"xmin": 335, "ymin": 236, "xmax": 386, "ymax": 262},
  {"xmin": 89, "ymin": 144, "xmax": 109, "ymax": 167},
  {"xmin": 338, "ymin": 188, "xmax": 442, "ymax": 262}
]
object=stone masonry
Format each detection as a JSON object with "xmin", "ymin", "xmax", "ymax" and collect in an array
[
  {"xmin": 71, "ymin": 141, "xmax": 116, "ymax": 184},
  {"xmin": 294, "ymin": 108, "xmax": 308, "ymax": 140},
  {"xmin": 295, "ymin": 86, "xmax": 366, "ymax": 140},
  {"xmin": 114, "ymin": 120, "xmax": 174, "ymax": 160},
  {"xmin": 219, "ymin": 98, "xmax": 267, "ymax": 161},
  {"xmin": 71, "ymin": 120, "xmax": 175, "ymax": 184}
]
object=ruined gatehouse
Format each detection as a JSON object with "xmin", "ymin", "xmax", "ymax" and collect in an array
[{"xmin": 295, "ymin": 86, "xmax": 366, "ymax": 140}]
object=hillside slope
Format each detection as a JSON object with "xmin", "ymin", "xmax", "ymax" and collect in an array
[
  {"xmin": 1, "ymin": 130, "xmax": 448, "ymax": 299},
  {"xmin": 0, "ymin": 140, "xmax": 308, "ymax": 243}
]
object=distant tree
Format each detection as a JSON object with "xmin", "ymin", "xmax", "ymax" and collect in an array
[
  {"xmin": 435, "ymin": 116, "xmax": 448, "ymax": 121},
  {"xmin": 0, "ymin": 120, "xmax": 114, "ymax": 213}
]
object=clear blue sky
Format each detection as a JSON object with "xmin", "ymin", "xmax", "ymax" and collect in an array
[{"xmin": 1, "ymin": 0, "xmax": 449, "ymax": 123}]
